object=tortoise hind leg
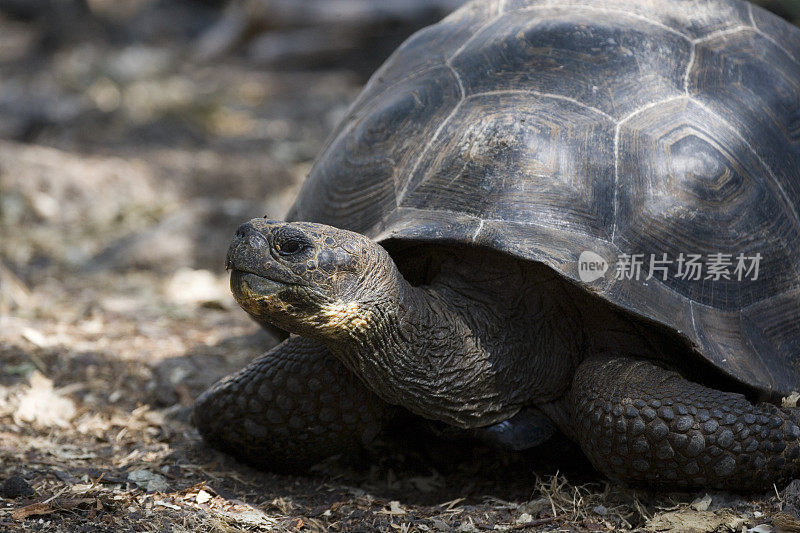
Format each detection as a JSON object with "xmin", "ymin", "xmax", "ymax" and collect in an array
[
  {"xmin": 193, "ymin": 335, "xmax": 393, "ymax": 472},
  {"xmin": 569, "ymin": 356, "xmax": 800, "ymax": 490}
]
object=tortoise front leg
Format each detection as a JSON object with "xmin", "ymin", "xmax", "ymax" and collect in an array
[
  {"xmin": 570, "ymin": 356, "xmax": 800, "ymax": 490},
  {"xmin": 193, "ymin": 336, "xmax": 393, "ymax": 471}
]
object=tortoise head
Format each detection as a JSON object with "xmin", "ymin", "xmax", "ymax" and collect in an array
[{"xmin": 226, "ymin": 218, "xmax": 397, "ymax": 340}]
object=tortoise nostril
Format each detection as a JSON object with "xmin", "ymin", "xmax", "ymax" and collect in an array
[
  {"xmin": 234, "ymin": 223, "xmax": 252, "ymax": 239},
  {"xmin": 234, "ymin": 223, "xmax": 269, "ymax": 249}
]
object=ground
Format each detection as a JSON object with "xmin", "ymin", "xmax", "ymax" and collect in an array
[{"xmin": 2, "ymin": 1, "xmax": 800, "ymax": 531}]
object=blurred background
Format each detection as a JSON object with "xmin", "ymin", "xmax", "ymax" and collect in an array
[
  {"xmin": 0, "ymin": 0, "xmax": 798, "ymax": 285},
  {"xmin": 1, "ymin": 1, "xmax": 800, "ymax": 530},
  {"xmin": 0, "ymin": 0, "xmax": 467, "ymax": 283}
]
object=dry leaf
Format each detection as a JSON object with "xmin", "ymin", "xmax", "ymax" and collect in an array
[
  {"xmin": 647, "ymin": 509, "xmax": 742, "ymax": 532},
  {"xmin": 783, "ymin": 392, "xmax": 800, "ymax": 408},
  {"xmin": 13, "ymin": 498, "xmax": 95, "ymax": 521},
  {"xmin": 12, "ymin": 503, "xmax": 55, "ymax": 520},
  {"xmin": 379, "ymin": 501, "xmax": 407, "ymax": 515},
  {"xmin": 14, "ymin": 371, "xmax": 76, "ymax": 428},
  {"xmin": 774, "ymin": 512, "xmax": 800, "ymax": 533},
  {"xmin": 20, "ymin": 327, "xmax": 48, "ymax": 347}
]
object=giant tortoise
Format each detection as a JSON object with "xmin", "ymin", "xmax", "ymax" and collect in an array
[{"xmin": 194, "ymin": 0, "xmax": 800, "ymax": 489}]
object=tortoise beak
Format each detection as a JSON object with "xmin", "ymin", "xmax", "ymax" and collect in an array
[
  {"xmin": 230, "ymin": 269, "xmax": 288, "ymax": 300},
  {"xmin": 226, "ymin": 222, "xmax": 298, "ymax": 285}
]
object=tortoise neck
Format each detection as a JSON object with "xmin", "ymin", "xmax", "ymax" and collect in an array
[
  {"xmin": 326, "ymin": 276, "xmax": 517, "ymax": 427},
  {"xmin": 323, "ymin": 248, "xmax": 577, "ymax": 428}
]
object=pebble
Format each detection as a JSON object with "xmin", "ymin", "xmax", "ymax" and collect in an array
[
  {"xmin": 127, "ymin": 470, "xmax": 169, "ymax": 492},
  {"xmin": 2, "ymin": 475, "xmax": 35, "ymax": 499}
]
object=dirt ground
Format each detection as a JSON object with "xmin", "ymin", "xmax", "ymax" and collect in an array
[{"xmin": 2, "ymin": 1, "xmax": 800, "ymax": 531}]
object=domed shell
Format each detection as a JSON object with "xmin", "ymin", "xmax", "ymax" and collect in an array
[{"xmin": 288, "ymin": 0, "xmax": 800, "ymax": 397}]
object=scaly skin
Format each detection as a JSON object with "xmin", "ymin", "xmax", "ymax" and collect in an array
[
  {"xmin": 193, "ymin": 335, "xmax": 391, "ymax": 471},
  {"xmin": 194, "ymin": 219, "xmax": 800, "ymax": 489},
  {"xmin": 571, "ymin": 357, "xmax": 800, "ymax": 489}
]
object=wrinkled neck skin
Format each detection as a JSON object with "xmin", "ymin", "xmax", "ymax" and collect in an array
[{"xmin": 322, "ymin": 248, "xmax": 607, "ymax": 429}]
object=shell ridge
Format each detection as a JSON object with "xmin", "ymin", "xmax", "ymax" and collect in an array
[
  {"xmin": 448, "ymin": 10, "xmax": 507, "ymax": 62},
  {"xmin": 754, "ymin": 29, "xmax": 800, "ymax": 66},
  {"xmin": 611, "ymin": 95, "xmax": 689, "ymax": 242},
  {"xmin": 513, "ymin": 4, "xmax": 692, "ymax": 41},
  {"xmin": 395, "ymin": 98, "xmax": 465, "ymax": 205},
  {"xmin": 471, "ymin": 219, "xmax": 485, "ymax": 242},
  {"xmin": 690, "ymin": 25, "xmax": 752, "ymax": 44},
  {"xmin": 467, "ymin": 89, "xmax": 616, "ymax": 122},
  {"xmin": 748, "ymin": 1, "xmax": 800, "ymax": 66},
  {"xmin": 747, "ymin": 1, "xmax": 756, "ymax": 27},
  {"xmin": 683, "ymin": 42, "xmax": 697, "ymax": 95},
  {"xmin": 393, "ymin": 206, "xmax": 613, "ymax": 244},
  {"xmin": 691, "ymin": 99, "xmax": 800, "ymax": 246},
  {"xmin": 445, "ymin": 62, "xmax": 466, "ymax": 102}
]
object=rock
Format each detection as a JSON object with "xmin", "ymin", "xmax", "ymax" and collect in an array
[
  {"xmin": 690, "ymin": 494, "xmax": 712, "ymax": 512},
  {"xmin": 127, "ymin": 470, "xmax": 169, "ymax": 492},
  {"xmin": 1, "ymin": 475, "xmax": 35, "ymax": 499},
  {"xmin": 782, "ymin": 479, "xmax": 800, "ymax": 519}
]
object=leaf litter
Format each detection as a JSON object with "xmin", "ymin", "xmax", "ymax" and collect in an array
[{"xmin": 1, "ymin": 0, "xmax": 799, "ymax": 531}]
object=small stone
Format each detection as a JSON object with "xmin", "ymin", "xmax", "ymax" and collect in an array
[
  {"xmin": 691, "ymin": 493, "xmax": 712, "ymax": 511},
  {"xmin": 2, "ymin": 475, "xmax": 34, "ymax": 499},
  {"xmin": 515, "ymin": 512, "xmax": 533, "ymax": 525},
  {"xmin": 593, "ymin": 505, "xmax": 608, "ymax": 516},
  {"xmin": 127, "ymin": 470, "xmax": 169, "ymax": 492}
]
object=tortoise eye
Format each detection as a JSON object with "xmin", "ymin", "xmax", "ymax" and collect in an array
[{"xmin": 276, "ymin": 238, "xmax": 307, "ymax": 256}]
